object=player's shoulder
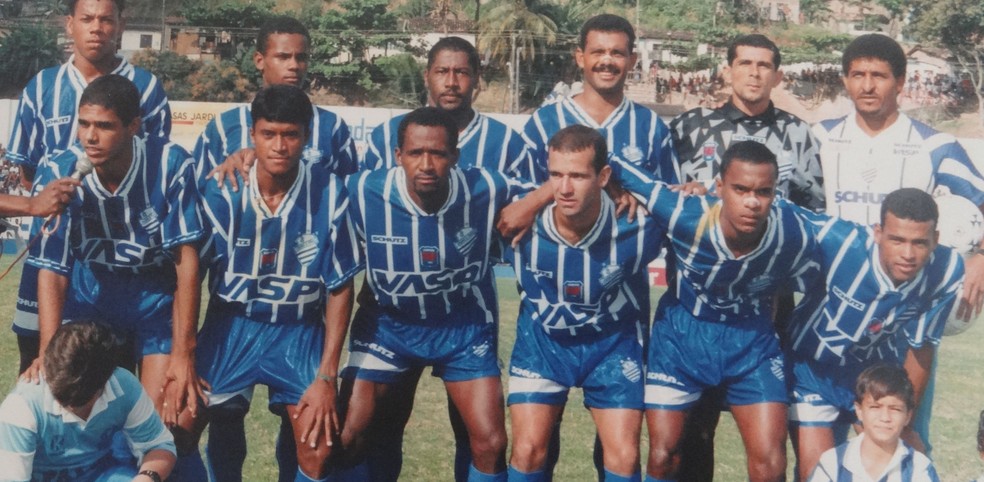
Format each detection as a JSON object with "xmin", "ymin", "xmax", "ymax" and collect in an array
[
  {"xmin": 672, "ymin": 106, "xmax": 717, "ymax": 125},
  {"xmin": 816, "ymin": 115, "xmax": 849, "ymax": 133},
  {"xmin": 771, "ymin": 106, "xmax": 811, "ymax": 128},
  {"xmin": 314, "ymin": 105, "xmax": 345, "ymax": 125},
  {"xmin": 904, "ymin": 114, "xmax": 954, "ymax": 143}
]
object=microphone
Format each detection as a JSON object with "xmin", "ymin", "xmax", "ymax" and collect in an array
[{"xmin": 43, "ymin": 154, "xmax": 93, "ymax": 227}]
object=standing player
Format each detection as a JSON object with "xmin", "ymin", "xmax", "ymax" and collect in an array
[
  {"xmin": 668, "ymin": 33, "xmax": 825, "ymax": 482},
  {"xmin": 814, "ymin": 33, "xmax": 984, "ymax": 452},
  {"xmin": 24, "ymin": 75, "xmax": 204, "ymax": 480},
  {"xmin": 191, "ymin": 85, "xmax": 361, "ymax": 482},
  {"xmin": 340, "ymin": 107, "xmax": 530, "ymax": 482},
  {"xmin": 613, "ymin": 141, "xmax": 819, "ymax": 482},
  {"xmin": 8, "ymin": 0, "xmax": 171, "ymax": 375},
  {"xmin": 505, "ymin": 126, "xmax": 663, "ymax": 482},
  {"xmin": 192, "ymin": 16, "xmax": 358, "ymax": 482},
  {"xmin": 786, "ymin": 189, "xmax": 963, "ymax": 480},
  {"xmin": 355, "ymin": 36, "xmax": 534, "ymax": 482}
]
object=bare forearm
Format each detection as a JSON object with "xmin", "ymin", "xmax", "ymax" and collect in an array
[
  {"xmin": 36, "ymin": 269, "xmax": 68, "ymax": 356},
  {"xmin": 136, "ymin": 449, "xmax": 176, "ymax": 481},
  {"xmin": 171, "ymin": 244, "xmax": 201, "ymax": 358},
  {"xmin": 0, "ymin": 193, "xmax": 33, "ymax": 217},
  {"xmin": 320, "ymin": 281, "xmax": 355, "ymax": 377},
  {"xmin": 903, "ymin": 343, "xmax": 935, "ymax": 414}
]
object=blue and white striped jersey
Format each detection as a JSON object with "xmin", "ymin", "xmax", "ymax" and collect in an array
[
  {"xmin": 200, "ymin": 161, "xmax": 363, "ymax": 323},
  {"xmin": 348, "ymin": 166, "xmax": 529, "ymax": 320},
  {"xmin": 505, "ymin": 194, "xmax": 663, "ymax": 336},
  {"xmin": 192, "ymin": 104, "xmax": 358, "ymax": 181},
  {"xmin": 6, "ymin": 55, "xmax": 171, "ymax": 172},
  {"xmin": 613, "ymin": 161, "xmax": 819, "ymax": 322},
  {"xmin": 27, "ymin": 137, "xmax": 203, "ymax": 278},
  {"xmin": 360, "ymin": 109, "xmax": 536, "ymax": 180},
  {"xmin": 809, "ymin": 434, "xmax": 939, "ymax": 482},
  {"xmin": 522, "ymin": 96, "xmax": 679, "ymax": 184},
  {"xmin": 0, "ymin": 368, "xmax": 175, "ymax": 482},
  {"xmin": 787, "ymin": 215, "xmax": 962, "ymax": 367},
  {"xmin": 815, "ymin": 112, "xmax": 984, "ymax": 224}
]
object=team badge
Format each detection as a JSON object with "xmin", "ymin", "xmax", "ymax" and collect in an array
[
  {"xmin": 621, "ymin": 145, "xmax": 643, "ymax": 163},
  {"xmin": 138, "ymin": 207, "xmax": 160, "ymax": 234},
  {"xmin": 599, "ymin": 264, "xmax": 624, "ymax": 290},
  {"xmin": 303, "ymin": 147, "xmax": 323, "ymax": 164},
  {"xmin": 868, "ymin": 318, "xmax": 884, "ymax": 334},
  {"xmin": 701, "ymin": 141, "xmax": 718, "ymax": 162},
  {"xmin": 420, "ymin": 246, "xmax": 440, "ymax": 269},
  {"xmin": 747, "ymin": 274, "xmax": 774, "ymax": 293},
  {"xmin": 563, "ymin": 281, "xmax": 583, "ymax": 303},
  {"xmin": 621, "ymin": 359, "xmax": 642, "ymax": 383},
  {"xmin": 260, "ymin": 248, "xmax": 278, "ymax": 268},
  {"xmin": 293, "ymin": 233, "xmax": 319, "ymax": 265},
  {"xmin": 861, "ymin": 167, "xmax": 878, "ymax": 185},
  {"xmin": 454, "ymin": 227, "xmax": 478, "ymax": 256}
]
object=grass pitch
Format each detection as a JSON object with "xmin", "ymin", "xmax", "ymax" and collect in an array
[{"xmin": 1, "ymin": 264, "xmax": 983, "ymax": 480}]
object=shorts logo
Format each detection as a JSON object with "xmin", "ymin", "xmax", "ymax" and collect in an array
[
  {"xmin": 454, "ymin": 227, "xmax": 478, "ymax": 256},
  {"xmin": 138, "ymin": 208, "xmax": 160, "ymax": 234},
  {"xmin": 563, "ymin": 281, "xmax": 583, "ymax": 302},
  {"xmin": 647, "ymin": 371, "xmax": 682, "ymax": 386},
  {"xmin": 770, "ymin": 357, "xmax": 784, "ymax": 381},
  {"xmin": 371, "ymin": 235, "xmax": 408, "ymax": 245},
  {"xmin": 293, "ymin": 233, "xmax": 319, "ymax": 266},
  {"xmin": 260, "ymin": 248, "xmax": 278, "ymax": 268},
  {"xmin": 701, "ymin": 141, "xmax": 718, "ymax": 162},
  {"xmin": 599, "ymin": 264, "xmax": 624, "ymax": 290},
  {"xmin": 235, "ymin": 238, "xmax": 252, "ymax": 247},
  {"xmin": 621, "ymin": 359, "xmax": 641, "ymax": 383},
  {"xmin": 510, "ymin": 366, "xmax": 542, "ymax": 379},
  {"xmin": 472, "ymin": 340, "xmax": 491, "ymax": 358},
  {"xmin": 420, "ymin": 246, "xmax": 439, "ymax": 269},
  {"xmin": 621, "ymin": 145, "xmax": 643, "ymax": 163},
  {"xmin": 303, "ymin": 147, "xmax": 323, "ymax": 163}
]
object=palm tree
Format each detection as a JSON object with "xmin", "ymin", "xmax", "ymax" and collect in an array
[{"xmin": 479, "ymin": 0, "xmax": 561, "ymax": 66}]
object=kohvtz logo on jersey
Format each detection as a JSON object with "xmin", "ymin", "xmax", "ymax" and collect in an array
[
  {"xmin": 564, "ymin": 281, "xmax": 583, "ymax": 302},
  {"xmin": 420, "ymin": 246, "xmax": 440, "ymax": 269},
  {"xmin": 293, "ymin": 233, "xmax": 318, "ymax": 266},
  {"xmin": 599, "ymin": 264, "xmax": 624, "ymax": 290},
  {"xmin": 702, "ymin": 141, "xmax": 718, "ymax": 162},
  {"xmin": 260, "ymin": 248, "xmax": 278, "ymax": 269},
  {"xmin": 138, "ymin": 208, "xmax": 160, "ymax": 234},
  {"xmin": 454, "ymin": 227, "xmax": 477, "ymax": 256}
]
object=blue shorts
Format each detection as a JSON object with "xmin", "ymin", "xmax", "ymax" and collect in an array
[
  {"xmin": 788, "ymin": 359, "xmax": 866, "ymax": 427},
  {"xmin": 64, "ymin": 266, "xmax": 173, "ymax": 357},
  {"xmin": 507, "ymin": 317, "xmax": 644, "ymax": 410},
  {"xmin": 342, "ymin": 306, "xmax": 499, "ymax": 384},
  {"xmin": 197, "ymin": 308, "xmax": 325, "ymax": 408},
  {"xmin": 36, "ymin": 453, "xmax": 136, "ymax": 482},
  {"xmin": 12, "ymin": 263, "xmax": 40, "ymax": 335},
  {"xmin": 645, "ymin": 302, "xmax": 786, "ymax": 410}
]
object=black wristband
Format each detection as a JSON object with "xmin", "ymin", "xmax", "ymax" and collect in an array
[{"xmin": 138, "ymin": 470, "xmax": 163, "ymax": 482}]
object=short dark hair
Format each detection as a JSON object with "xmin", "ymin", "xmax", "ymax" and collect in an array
[
  {"xmin": 855, "ymin": 363, "xmax": 916, "ymax": 410},
  {"xmin": 727, "ymin": 34, "xmax": 781, "ymax": 69},
  {"xmin": 251, "ymin": 84, "xmax": 313, "ymax": 134},
  {"xmin": 842, "ymin": 34, "xmax": 906, "ymax": 79},
  {"xmin": 720, "ymin": 140, "xmax": 777, "ymax": 180},
  {"xmin": 79, "ymin": 74, "xmax": 141, "ymax": 125},
  {"xmin": 397, "ymin": 107, "xmax": 458, "ymax": 151},
  {"xmin": 547, "ymin": 125, "xmax": 608, "ymax": 173},
  {"xmin": 257, "ymin": 16, "xmax": 309, "ymax": 55},
  {"xmin": 67, "ymin": 0, "xmax": 124, "ymax": 15},
  {"xmin": 44, "ymin": 322, "xmax": 119, "ymax": 408},
  {"xmin": 880, "ymin": 188, "xmax": 938, "ymax": 227},
  {"xmin": 579, "ymin": 14, "xmax": 635, "ymax": 53},
  {"xmin": 428, "ymin": 37, "xmax": 480, "ymax": 74}
]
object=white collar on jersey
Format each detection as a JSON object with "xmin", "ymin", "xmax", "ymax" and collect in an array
[
  {"xmin": 541, "ymin": 192, "xmax": 614, "ymax": 248},
  {"xmin": 84, "ymin": 136, "xmax": 143, "ymax": 198},
  {"xmin": 563, "ymin": 95, "xmax": 630, "ymax": 129},
  {"xmin": 248, "ymin": 158, "xmax": 306, "ymax": 218},
  {"xmin": 840, "ymin": 433, "xmax": 909, "ymax": 482},
  {"xmin": 47, "ymin": 374, "xmax": 120, "ymax": 428},
  {"xmin": 65, "ymin": 54, "xmax": 128, "ymax": 89},
  {"xmin": 868, "ymin": 241, "xmax": 926, "ymax": 295},
  {"xmin": 708, "ymin": 201, "xmax": 777, "ymax": 260},
  {"xmin": 394, "ymin": 166, "xmax": 461, "ymax": 216}
]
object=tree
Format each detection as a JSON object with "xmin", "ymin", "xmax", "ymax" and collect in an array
[
  {"xmin": 180, "ymin": 0, "xmax": 275, "ymax": 29},
  {"xmin": 908, "ymin": 0, "xmax": 984, "ymax": 126},
  {"xmin": 479, "ymin": 0, "xmax": 561, "ymax": 66},
  {"xmin": 0, "ymin": 23, "xmax": 62, "ymax": 97}
]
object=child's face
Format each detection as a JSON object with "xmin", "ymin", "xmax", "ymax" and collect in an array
[{"xmin": 855, "ymin": 393, "xmax": 912, "ymax": 446}]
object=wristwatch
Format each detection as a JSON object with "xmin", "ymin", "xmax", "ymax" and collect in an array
[{"xmin": 138, "ymin": 470, "xmax": 163, "ymax": 482}]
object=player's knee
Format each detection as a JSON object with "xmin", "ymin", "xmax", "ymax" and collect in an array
[
  {"xmin": 510, "ymin": 439, "xmax": 547, "ymax": 472},
  {"xmin": 296, "ymin": 443, "xmax": 331, "ymax": 479},
  {"xmin": 170, "ymin": 425, "xmax": 203, "ymax": 455},
  {"xmin": 747, "ymin": 450, "xmax": 786, "ymax": 482},
  {"xmin": 646, "ymin": 444, "xmax": 679, "ymax": 475},
  {"xmin": 602, "ymin": 442, "xmax": 640, "ymax": 474},
  {"xmin": 470, "ymin": 427, "xmax": 507, "ymax": 461}
]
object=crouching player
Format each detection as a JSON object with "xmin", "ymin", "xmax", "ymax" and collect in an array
[
  {"xmin": 192, "ymin": 84, "xmax": 361, "ymax": 482},
  {"xmin": 505, "ymin": 126, "xmax": 663, "ymax": 482},
  {"xmin": 808, "ymin": 364, "xmax": 939, "ymax": 481},
  {"xmin": 613, "ymin": 141, "xmax": 820, "ymax": 482},
  {"xmin": 24, "ymin": 75, "xmax": 205, "ymax": 479},
  {"xmin": 340, "ymin": 107, "xmax": 532, "ymax": 482},
  {"xmin": 0, "ymin": 322, "xmax": 176, "ymax": 482},
  {"xmin": 786, "ymin": 188, "xmax": 962, "ymax": 480}
]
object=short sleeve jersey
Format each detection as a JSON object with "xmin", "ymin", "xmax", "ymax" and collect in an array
[
  {"xmin": 0, "ymin": 368, "xmax": 175, "ymax": 482},
  {"xmin": 199, "ymin": 161, "xmax": 363, "ymax": 323},
  {"xmin": 6, "ymin": 56, "xmax": 171, "ymax": 172},
  {"xmin": 809, "ymin": 434, "xmax": 940, "ymax": 482},
  {"xmin": 787, "ymin": 215, "xmax": 963, "ymax": 367},
  {"xmin": 522, "ymin": 96, "xmax": 678, "ymax": 184},
  {"xmin": 505, "ymin": 194, "xmax": 664, "ymax": 336},
  {"xmin": 815, "ymin": 112, "xmax": 984, "ymax": 224},
  {"xmin": 27, "ymin": 137, "xmax": 203, "ymax": 278},
  {"xmin": 671, "ymin": 101, "xmax": 825, "ymax": 211}
]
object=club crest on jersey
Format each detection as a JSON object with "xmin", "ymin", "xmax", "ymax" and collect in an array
[
  {"xmin": 293, "ymin": 233, "xmax": 319, "ymax": 265},
  {"xmin": 621, "ymin": 145, "xmax": 643, "ymax": 163},
  {"xmin": 868, "ymin": 318, "xmax": 884, "ymax": 334},
  {"xmin": 701, "ymin": 141, "xmax": 718, "ymax": 162},
  {"xmin": 303, "ymin": 147, "xmax": 323, "ymax": 163},
  {"xmin": 563, "ymin": 281, "xmax": 583, "ymax": 302},
  {"xmin": 599, "ymin": 264, "xmax": 624, "ymax": 290},
  {"xmin": 260, "ymin": 248, "xmax": 278, "ymax": 268},
  {"xmin": 419, "ymin": 246, "xmax": 440, "ymax": 269},
  {"xmin": 747, "ymin": 274, "xmax": 774, "ymax": 293},
  {"xmin": 138, "ymin": 208, "xmax": 160, "ymax": 234},
  {"xmin": 861, "ymin": 167, "xmax": 878, "ymax": 185},
  {"xmin": 454, "ymin": 227, "xmax": 478, "ymax": 256}
]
